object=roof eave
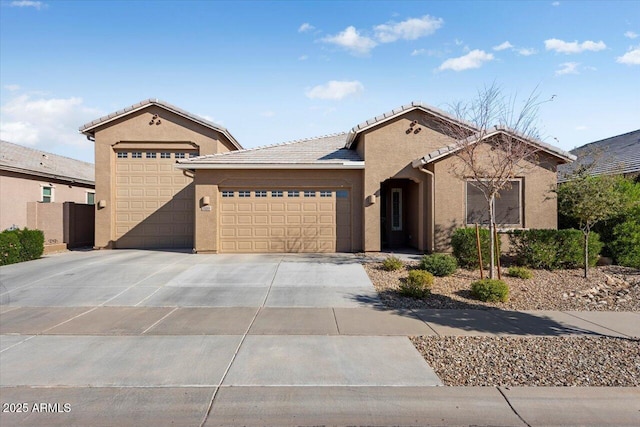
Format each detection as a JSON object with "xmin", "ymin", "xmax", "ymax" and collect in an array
[
  {"xmin": 175, "ymin": 162, "xmax": 365, "ymax": 170},
  {"xmin": 0, "ymin": 164, "xmax": 95, "ymax": 186}
]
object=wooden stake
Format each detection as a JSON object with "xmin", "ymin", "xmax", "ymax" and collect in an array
[
  {"xmin": 494, "ymin": 223, "xmax": 501, "ymax": 280},
  {"xmin": 475, "ymin": 223, "xmax": 484, "ymax": 279}
]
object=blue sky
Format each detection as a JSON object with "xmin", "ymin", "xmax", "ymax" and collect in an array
[{"xmin": 1, "ymin": 0, "xmax": 639, "ymax": 163}]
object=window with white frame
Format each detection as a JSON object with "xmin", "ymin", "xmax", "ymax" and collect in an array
[
  {"xmin": 391, "ymin": 188, "xmax": 402, "ymax": 231},
  {"xmin": 287, "ymin": 190, "xmax": 300, "ymax": 197},
  {"xmin": 271, "ymin": 190, "xmax": 283, "ymax": 197},
  {"xmin": 175, "ymin": 152, "xmax": 186, "ymax": 159},
  {"xmin": 160, "ymin": 152, "xmax": 171, "ymax": 159},
  {"xmin": 222, "ymin": 190, "xmax": 234, "ymax": 197},
  {"xmin": 320, "ymin": 191, "xmax": 332, "ymax": 197},
  {"xmin": 189, "ymin": 152, "xmax": 199, "ymax": 158},
  {"xmin": 255, "ymin": 190, "xmax": 267, "ymax": 197},
  {"xmin": 86, "ymin": 192, "xmax": 95, "ymax": 205},
  {"xmin": 145, "ymin": 152, "xmax": 157, "ymax": 159},
  {"xmin": 304, "ymin": 191, "xmax": 315, "ymax": 198},
  {"xmin": 131, "ymin": 152, "xmax": 142, "ymax": 159},
  {"xmin": 117, "ymin": 152, "xmax": 128, "ymax": 158},
  {"xmin": 238, "ymin": 191, "xmax": 250, "ymax": 198},
  {"xmin": 41, "ymin": 186, "xmax": 53, "ymax": 203},
  {"xmin": 466, "ymin": 180, "xmax": 522, "ymax": 226}
]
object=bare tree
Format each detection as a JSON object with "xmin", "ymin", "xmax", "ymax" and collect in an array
[{"xmin": 436, "ymin": 83, "xmax": 551, "ymax": 278}]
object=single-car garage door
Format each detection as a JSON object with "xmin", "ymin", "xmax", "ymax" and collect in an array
[
  {"xmin": 219, "ymin": 189, "xmax": 351, "ymax": 253},
  {"xmin": 115, "ymin": 150, "xmax": 194, "ymax": 248}
]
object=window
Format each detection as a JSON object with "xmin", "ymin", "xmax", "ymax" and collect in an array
[
  {"xmin": 189, "ymin": 152, "xmax": 199, "ymax": 158},
  {"xmin": 304, "ymin": 191, "xmax": 315, "ymax": 198},
  {"xmin": 131, "ymin": 152, "xmax": 142, "ymax": 159},
  {"xmin": 391, "ymin": 188, "xmax": 402, "ymax": 231},
  {"xmin": 287, "ymin": 190, "xmax": 300, "ymax": 197},
  {"xmin": 145, "ymin": 152, "xmax": 157, "ymax": 159},
  {"xmin": 86, "ymin": 192, "xmax": 95, "ymax": 205},
  {"xmin": 466, "ymin": 180, "xmax": 522, "ymax": 226},
  {"xmin": 41, "ymin": 186, "xmax": 53, "ymax": 203},
  {"xmin": 238, "ymin": 191, "xmax": 250, "ymax": 198},
  {"xmin": 175, "ymin": 152, "xmax": 186, "ymax": 159},
  {"xmin": 222, "ymin": 190, "xmax": 234, "ymax": 198},
  {"xmin": 320, "ymin": 191, "xmax": 332, "ymax": 197},
  {"xmin": 255, "ymin": 190, "xmax": 267, "ymax": 197},
  {"xmin": 160, "ymin": 152, "xmax": 171, "ymax": 159},
  {"xmin": 336, "ymin": 190, "xmax": 349, "ymax": 198},
  {"xmin": 271, "ymin": 190, "xmax": 283, "ymax": 198},
  {"xmin": 117, "ymin": 152, "xmax": 128, "ymax": 158}
]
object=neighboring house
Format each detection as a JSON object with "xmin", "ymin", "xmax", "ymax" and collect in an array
[
  {"xmin": 0, "ymin": 140, "xmax": 95, "ymax": 233},
  {"xmin": 80, "ymin": 99, "xmax": 575, "ymax": 253},
  {"xmin": 558, "ymin": 129, "xmax": 640, "ymax": 182}
]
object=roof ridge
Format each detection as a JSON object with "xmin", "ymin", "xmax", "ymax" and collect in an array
[
  {"xmin": 571, "ymin": 128, "xmax": 640, "ymax": 151},
  {"xmin": 190, "ymin": 132, "xmax": 348, "ymax": 160},
  {"xmin": 0, "ymin": 140, "xmax": 94, "ymax": 166}
]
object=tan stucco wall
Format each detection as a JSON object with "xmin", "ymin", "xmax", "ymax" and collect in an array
[
  {"xmin": 91, "ymin": 105, "xmax": 237, "ymax": 248},
  {"xmin": 432, "ymin": 145, "xmax": 561, "ymax": 252},
  {"xmin": 193, "ymin": 169, "xmax": 363, "ymax": 253},
  {"xmin": 0, "ymin": 171, "xmax": 93, "ymax": 231},
  {"xmin": 26, "ymin": 202, "xmax": 64, "ymax": 244},
  {"xmin": 355, "ymin": 110, "xmax": 456, "ymax": 251}
]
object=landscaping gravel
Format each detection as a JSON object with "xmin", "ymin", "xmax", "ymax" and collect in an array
[
  {"xmin": 411, "ymin": 335, "xmax": 640, "ymax": 387},
  {"xmin": 363, "ymin": 262, "xmax": 640, "ymax": 311}
]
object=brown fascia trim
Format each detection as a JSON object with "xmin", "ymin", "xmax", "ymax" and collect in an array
[
  {"xmin": 112, "ymin": 141, "xmax": 199, "ymax": 150},
  {"xmin": 0, "ymin": 165, "xmax": 95, "ymax": 187},
  {"xmin": 174, "ymin": 162, "xmax": 365, "ymax": 170}
]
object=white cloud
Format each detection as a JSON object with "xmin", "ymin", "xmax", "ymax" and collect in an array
[
  {"xmin": 298, "ymin": 55, "xmax": 308, "ymax": 61},
  {"xmin": 374, "ymin": 15, "xmax": 443, "ymax": 43},
  {"xmin": 551, "ymin": 1, "xmax": 560, "ymax": 6},
  {"xmin": 624, "ymin": 31, "xmax": 638, "ymax": 39},
  {"xmin": 411, "ymin": 48, "xmax": 438, "ymax": 57},
  {"xmin": 438, "ymin": 50, "xmax": 494, "ymax": 71},
  {"xmin": 616, "ymin": 46, "xmax": 640, "ymax": 65},
  {"xmin": 260, "ymin": 111, "xmax": 276, "ymax": 117},
  {"xmin": 3, "ymin": 84, "xmax": 21, "ymax": 91},
  {"xmin": 305, "ymin": 80, "xmax": 364, "ymax": 100},
  {"xmin": 298, "ymin": 23, "xmax": 315, "ymax": 33},
  {"xmin": 517, "ymin": 47, "xmax": 537, "ymax": 56},
  {"xmin": 555, "ymin": 62, "xmax": 580, "ymax": 75},
  {"xmin": 0, "ymin": 94, "xmax": 102, "ymax": 150},
  {"xmin": 10, "ymin": 1, "xmax": 45, "ymax": 9},
  {"xmin": 544, "ymin": 38, "xmax": 607, "ymax": 54},
  {"xmin": 493, "ymin": 41, "xmax": 513, "ymax": 51},
  {"xmin": 321, "ymin": 26, "xmax": 377, "ymax": 56}
]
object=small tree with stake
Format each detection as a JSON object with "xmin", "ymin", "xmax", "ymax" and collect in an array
[
  {"xmin": 437, "ymin": 83, "xmax": 552, "ymax": 279},
  {"xmin": 557, "ymin": 166, "xmax": 626, "ymax": 278}
]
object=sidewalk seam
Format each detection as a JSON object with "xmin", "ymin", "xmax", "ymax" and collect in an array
[
  {"xmin": 496, "ymin": 386, "xmax": 532, "ymax": 427},
  {"xmin": 562, "ymin": 311, "xmax": 632, "ymax": 338}
]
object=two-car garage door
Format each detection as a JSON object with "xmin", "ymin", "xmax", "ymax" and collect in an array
[{"xmin": 218, "ymin": 189, "xmax": 351, "ymax": 253}]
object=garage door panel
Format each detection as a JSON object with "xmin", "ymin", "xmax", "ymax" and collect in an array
[{"xmin": 218, "ymin": 189, "xmax": 350, "ymax": 253}]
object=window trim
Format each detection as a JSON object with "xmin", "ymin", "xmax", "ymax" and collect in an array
[
  {"xmin": 41, "ymin": 185, "xmax": 54, "ymax": 203},
  {"xmin": 391, "ymin": 188, "xmax": 402, "ymax": 231},
  {"xmin": 255, "ymin": 190, "xmax": 267, "ymax": 198},
  {"xmin": 465, "ymin": 179, "xmax": 523, "ymax": 227},
  {"xmin": 86, "ymin": 191, "xmax": 95, "ymax": 205}
]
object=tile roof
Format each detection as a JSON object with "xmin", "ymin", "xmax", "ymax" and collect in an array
[
  {"xmin": 0, "ymin": 140, "xmax": 95, "ymax": 185},
  {"xmin": 414, "ymin": 126, "xmax": 576, "ymax": 166},
  {"xmin": 558, "ymin": 129, "xmax": 640, "ymax": 181},
  {"xmin": 79, "ymin": 98, "xmax": 242, "ymax": 150},
  {"xmin": 346, "ymin": 101, "xmax": 478, "ymax": 147},
  {"xmin": 177, "ymin": 133, "xmax": 363, "ymax": 169}
]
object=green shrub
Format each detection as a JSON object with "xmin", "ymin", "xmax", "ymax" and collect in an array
[
  {"xmin": 471, "ymin": 279, "xmax": 509, "ymax": 302},
  {"xmin": 451, "ymin": 227, "xmax": 490, "ymax": 268},
  {"xmin": 16, "ymin": 228, "xmax": 44, "ymax": 262},
  {"xmin": 0, "ymin": 228, "xmax": 44, "ymax": 266},
  {"xmin": 399, "ymin": 270, "xmax": 433, "ymax": 298},
  {"xmin": 610, "ymin": 219, "xmax": 640, "ymax": 268},
  {"xmin": 420, "ymin": 253, "xmax": 458, "ymax": 277},
  {"xmin": 382, "ymin": 255, "xmax": 404, "ymax": 271},
  {"xmin": 507, "ymin": 266, "xmax": 533, "ymax": 279},
  {"xmin": 508, "ymin": 229, "xmax": 602, "ymax": 270},
  {"xmin": 0, "ymin": 230, "xmax": 22, "ymax": 266}
]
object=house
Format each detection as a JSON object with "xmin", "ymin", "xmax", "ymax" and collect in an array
[
  {"xmin": 0, "ymin": 140, "xmax": 95, "ymax": 251},
  {"xmin": 558, "ymin": 129, "xmax": 640, "ymax": 181},
  {"xmin": 80, "ymin": 99, "xmax": 575, "ymax": 253}
]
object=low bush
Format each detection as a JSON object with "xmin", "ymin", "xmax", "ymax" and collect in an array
[
  {"xmin": 610, "ymin": 219, "xmax": 640, "ymax": 269},
  {"xmin": 0, "ymin": 228, "xmax": 44, "ymax": 266},
  {"xmin": 508, "ymin": 229, "xmax": 602, "ymax": 270},
  {"xmin": 399, "ymin": 269, "xmax": 433, "ymax": 298},
  {"xmin": 382, "ymin": 255, "xmax": 404, "ymax": 271},
  {"xmin": 471, "ymin": 279, "xmax": 509, "ymax": 302},
  {"xmin": 420, "ymin": 253, "xmax": 458, "ymax": 277},
  {"xmin": 507, "ymin": 266, "xmax": 533, "ymax": 279},
  {"xmin": 451, "ymin": 227, "xmax": 490, "ymax": 268}
]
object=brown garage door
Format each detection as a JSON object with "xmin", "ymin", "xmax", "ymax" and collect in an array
[
  {"xmin": 219, "ymin": 189, "xmax": 351, "ymax": 253},
  {"xmin": 115, "ymin": 150, "xmax": 194, "ymax": 249}
]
